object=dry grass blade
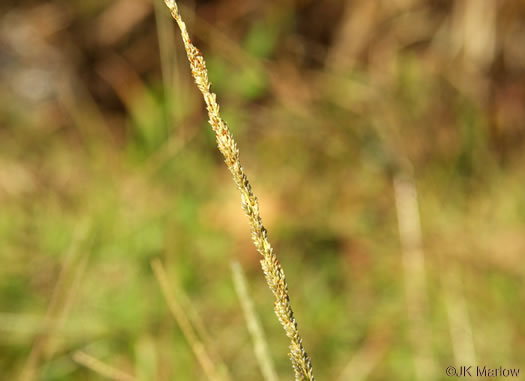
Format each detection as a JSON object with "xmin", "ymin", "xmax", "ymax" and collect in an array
[
  {"xmin": 73, "ymin": 351, "xmax": 135, "ymax": 381},
  {"xmin": 161, "ymin": 1, "xmax": 315, "ymax": 379},
  {"xmin": 231, "ymin": 261, "xmax": 279, "ymax": 381},
  {"xmin": 442, "ymin": 267, "xmax": 477, "ymax": 370},
  {"xmin": 19, "ymin": 224, "xmax": 90, "ymax": 381},
  {"xmin": 151, "ymin": 259, "xmax": 225, "ymax": 381},
  {"xmin": 337, "ymin": 329, "xmax": 390, "ymax": 381},
  {"xmin": 393, "ymin": 174, "xmax": 436, "ymax": 381},
  {"xmin": 158, "ymin": 263, "xmax": 232, "ymax": 381}
]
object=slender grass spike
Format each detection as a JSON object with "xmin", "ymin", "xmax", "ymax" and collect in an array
[{"xmin": 161, "ymin": 1, "xmax": 315, "ymax": 380}]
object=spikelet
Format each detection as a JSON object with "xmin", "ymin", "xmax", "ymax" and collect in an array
[{"xmin": 162, "ymin": 1, "xmax": 315, "ymax": 380}]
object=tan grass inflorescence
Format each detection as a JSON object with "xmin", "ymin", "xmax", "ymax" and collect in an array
[{"xmin": 162, "ymin": 1, "xmax": 315, "ymax": 380}]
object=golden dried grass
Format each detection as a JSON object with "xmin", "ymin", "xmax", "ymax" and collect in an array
[{"xmin": 162, "ymin": 1, "xmax": 315, "ymax": 379}]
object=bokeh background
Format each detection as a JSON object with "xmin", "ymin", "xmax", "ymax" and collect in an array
[{"xmin": 1, "ymin": 0, "xmax": 524, "ymax": 380}]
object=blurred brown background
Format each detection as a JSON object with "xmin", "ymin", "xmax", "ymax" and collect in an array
[{"xmin": 1, "ymin": 0, "xmax": 524, "ymax": 380}]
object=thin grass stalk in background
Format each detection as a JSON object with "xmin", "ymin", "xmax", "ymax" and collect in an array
[
  {"xmin": 155, "ymin": 259, "xmax": 233, "ymax": 380},
  {"xmin": 153, "ymin": 0, "xmax": 177, "ymax": 132},
  {"xmin": 337, "ymin": 329, "xmax": 389, "ymax": 381},
  {"xmin": 73, "ymin": 351, "xmax": 135, "ymax": 381},
  {"xmin": 231, "ymin": 261, "xmax": 279, "ymax": 381},
  {"xmin": 442, "ymin": 267, "xmax": 477, "ymax": 373},
  {"xmin": 161, "ymin": 1, "xmax": 315, "ymax": 379},
  {"xmin": 151, "ymin": 259, "xmax": 227, "ymax": 381},
  {"xmin": 19, "ymin": 224, "xmax": 90, "ymax": 381},
  {"xmin": 393, "ymin": 173, "xmax": 436, "ymax": 381}
]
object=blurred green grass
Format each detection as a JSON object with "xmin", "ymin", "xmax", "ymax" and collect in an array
[{"xmin": 1, "ymin": 1, "xmax": 525, "ymax": 380}]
